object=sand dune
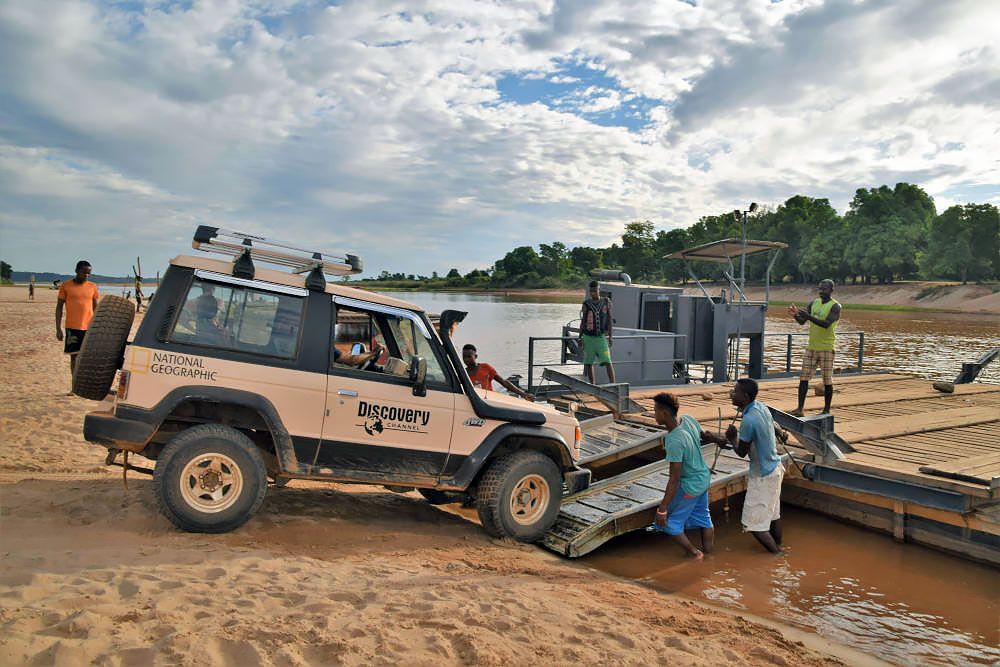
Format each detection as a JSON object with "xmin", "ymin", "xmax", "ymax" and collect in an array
[{"xmin": 0, "ymin": 294, "xmax": 839, "ymax": 666}]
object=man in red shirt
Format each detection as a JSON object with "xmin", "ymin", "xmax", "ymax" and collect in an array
[
  {"xmin": 56, "ymin": 260, "xmax": 100, "ymax": 380},
  {"xmin": 462, "ymin": 344, "xmax": 534, "ymax": 401}
]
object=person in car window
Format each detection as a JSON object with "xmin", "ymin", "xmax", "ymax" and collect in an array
[
  {"xmin": 333, "ymin": 342, "xmax": 385, "ymax": 369},
  {"xmin": 462, "ymin": 344, "xmax": 534, "ymax": 401}
]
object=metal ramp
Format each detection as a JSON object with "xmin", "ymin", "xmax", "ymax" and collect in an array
[
  {"xmin": 578, "ymin": 414, "xmax": 664, "ymax": 468},
  {"xmin": 543, "ymin": 445, "xmax": 790, "ymax": 558},
  {"xmin": 541, "ymin": 368, "xmax": 644, "ymax": 415}
]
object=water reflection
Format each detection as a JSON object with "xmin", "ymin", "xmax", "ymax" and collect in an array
[
  {"xmin": 589, "ymin": 507, "xmax": 1000, "ymax": 666},
  {"xmin": 395, "ymin": 291, "xmax": 1000, "ymax": 385}
]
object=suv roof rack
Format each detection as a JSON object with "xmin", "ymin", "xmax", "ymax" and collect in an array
[{"xmin": 192, "ymin": 226, "xmax": 363, "ymax": 291}]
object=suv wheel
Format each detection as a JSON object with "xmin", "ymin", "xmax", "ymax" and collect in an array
[
  {"xmin": 153, "ymin": 424, "xmax": 267, "ymax": 533},
  {"xmin": 72, "ymin": 295, "xmax": 135, "ymax": 400},
  {"xmin": 475, "ymin": 450, "xmax": 562, "ymax": 542}
]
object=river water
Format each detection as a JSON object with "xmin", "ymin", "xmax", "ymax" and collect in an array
[
  {"xmin": 401, "ymin": 291, "xmax": 999, "ymax": 385},
  {"xmin": 398, "ymin": 291, "xmax": 999, "ymax": 665}
]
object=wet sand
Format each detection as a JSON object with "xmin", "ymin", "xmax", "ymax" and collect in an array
[{"xmin": 0, "ymin": 291, "xmax": 842, "ymax": 665}]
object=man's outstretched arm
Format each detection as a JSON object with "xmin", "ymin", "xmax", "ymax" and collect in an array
[{"xmin": 495, "ymin": 375, "xmax": 535, "ymax": 401}]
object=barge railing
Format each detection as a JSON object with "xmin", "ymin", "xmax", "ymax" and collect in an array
[{"xmin": 526, "ymin": 334, "xmax": 686, "ymax": 394}]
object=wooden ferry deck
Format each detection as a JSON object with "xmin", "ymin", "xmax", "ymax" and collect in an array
[{"xmin": 544, "ymin": 373, "xmax": 1000, "ymax": 562}]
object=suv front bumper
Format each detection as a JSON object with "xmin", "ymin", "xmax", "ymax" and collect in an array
[{"xmin": 84, "ymin": 411, "xmax": 154, "ymax": 451}]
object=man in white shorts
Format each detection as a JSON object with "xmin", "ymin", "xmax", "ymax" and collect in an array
[{"xmin": 725, "ymin": 378, "xmax": 784, "ymax": 554}]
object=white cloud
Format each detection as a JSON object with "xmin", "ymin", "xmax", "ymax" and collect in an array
[{"xmin": 0, "ymin": 0, "xmax": 998, "ymax": 278}]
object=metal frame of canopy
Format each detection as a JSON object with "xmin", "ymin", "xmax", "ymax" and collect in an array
[{"xmin": 665, "ymin": 238, "xmax": 788, "ymax": 304}]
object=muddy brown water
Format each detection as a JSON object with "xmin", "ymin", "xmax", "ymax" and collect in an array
[
  {"xmin": 586, "ymin": 506, "xmax": 999, "ymax": 666},
  {"xmin": 401, "ymin": 292, "xmax": 998, "ymax": 665}
]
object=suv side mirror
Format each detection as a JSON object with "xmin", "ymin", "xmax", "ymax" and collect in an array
[{"xmin": 409, "ymin": 356, "xmax": 427, "ymax": 396}]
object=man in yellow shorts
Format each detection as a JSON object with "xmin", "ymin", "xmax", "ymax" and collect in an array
[
  {"xmin": 788, "ymin": 279, "xmax": 841, "ymax": 415},
  {"xmin": 580, "ymin": 280, "xmax": 616, "ymax": 384}
]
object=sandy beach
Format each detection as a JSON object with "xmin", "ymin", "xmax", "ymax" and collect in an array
[{"xmin": 0, "ymin": 286, "xmax": 843, "ymax": 666}]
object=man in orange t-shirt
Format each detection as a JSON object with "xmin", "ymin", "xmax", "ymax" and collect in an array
[
  {"xmin": 461, "ymin": 344, "xmax": 534, "ymax": 401},
  {"xmin": 56, "ymin": 260, "xmax": 100, "ymax": 377}
]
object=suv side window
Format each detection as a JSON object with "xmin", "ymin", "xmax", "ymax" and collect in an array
[
  {"xmin": 170, "ymin": 277, "xmax": 304, "ymax": 358},
  {"xmin": 333, "ymin": 305, "xmax": 450, "ymax": 386}
]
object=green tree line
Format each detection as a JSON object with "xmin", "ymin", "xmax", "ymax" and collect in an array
[{"xmin": 355, "ymin": 182, "xmax": 999, "ymax": 289}]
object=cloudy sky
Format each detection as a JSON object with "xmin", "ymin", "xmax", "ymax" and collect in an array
[{"xmin": 1, "ymin": 0, "xmax": 998, "ymax": 278}]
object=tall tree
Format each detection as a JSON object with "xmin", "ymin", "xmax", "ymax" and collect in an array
[
  {"xmin": 0, "ymin": 261, "xmax": 11, "ymax": 282},
  {"xmin": 799, "ymin": 217, "xmax": 850, "ymax": 283},
  {"xmin": 843, "ymin": 183, "xmax": 935, "ymax": 283},
  {"xmin": 655, "ymin": 228, "xmax": 692, "ymax": 283},
  {"xmin": 921, "ymin": 203, "xmax": 999, "ymax": 283},
  {"xmin": 620, "ymin": 220, "xmax": 657, "ymax": 280},
  {"xmin": 538, "ymin": 242, "xmax": 571, "ymax": 278},
  {"xmin": 569, "ymin": 246, "xmax": 603, "ymax": 274},
  {"xmin": 755, "ymin": 196, "xmax": 840, "ymax": 282},
  {"xmin": 493, "ymin": 246, "xmax": 540, "ymax": 278}
]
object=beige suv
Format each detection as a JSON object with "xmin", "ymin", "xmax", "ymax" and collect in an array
[{"xmin": 75, "ymin": 227, "xmax": 587, "ymax": 542}]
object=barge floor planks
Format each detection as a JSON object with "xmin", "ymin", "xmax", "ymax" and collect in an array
[{"xmin": 558, "ymin": 373, "xmax": 1000, "ymax": 500}]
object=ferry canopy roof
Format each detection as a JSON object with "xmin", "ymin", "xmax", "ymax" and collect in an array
[{"xmin": 665, "ymin": 238, "xmax": 788, "ymax": 263}]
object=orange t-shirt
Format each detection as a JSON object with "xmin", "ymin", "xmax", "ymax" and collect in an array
[
  {"xmin": 58, "ymin": 280, "xmax": 100, "ymax": 330},
  {"xmin": 468, "ymin": 363, "xmax": 499, "ymax": 390}
]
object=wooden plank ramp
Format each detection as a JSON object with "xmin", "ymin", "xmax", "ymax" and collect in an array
[{"xmin": 542, "ymin": 444, "xmax": 789, "ymax": 558}]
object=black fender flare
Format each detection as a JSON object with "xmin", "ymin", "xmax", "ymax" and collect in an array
[
  {"xmin": 439, "ymin": 423, "xmax": 575, "ymax": 491},
  {"xmin": 115, "ymin": 386, "xmax": 297, "ymax": 472}
]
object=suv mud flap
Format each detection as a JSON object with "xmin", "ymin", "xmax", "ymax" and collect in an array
[
  {"xmin": 563, "ymin": 468, "xmax": 591, "ymax": 495},
  {"xmin": 84, "ymin": 412, "xmax": 154, "ymax": 451},
  {"xmin": 437, "ymin": 423, "xmax": 574, "ymax": 491}
]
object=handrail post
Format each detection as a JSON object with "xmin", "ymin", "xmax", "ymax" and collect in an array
[
  {"xmin": 857, "ymin": 332, "xmax": 864, "ymax": 373},
  {"xmin": 527, "ymin": 338, "xmax": 535, "ymax": 393},
  {"xmin": 786, "ymin": 333, "xmax": 793, "ymax": 372}
]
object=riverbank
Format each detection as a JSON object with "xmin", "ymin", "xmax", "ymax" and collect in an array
[
  {"xmin": 354, "ymin": 281, "xmax": 1000, "ymax": 314},
  {"xmin": 6, "ymin": 280, "xmax": 997, "ymax": 314},
  {"xmin": 0, "ymin": 299, "xmax": 841, "ymax": 665}
]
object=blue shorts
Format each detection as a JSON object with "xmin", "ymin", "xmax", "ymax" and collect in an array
[{"xmin": 654, "ymin": 491, "xmax": 712, "ymax": 536}]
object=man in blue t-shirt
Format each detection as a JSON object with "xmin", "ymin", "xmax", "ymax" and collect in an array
[
  {"xmin": 726, "ymin": 378, "xmax": 785, "ymax": 554},
  {"xmin": 650, "ymin": 392, "xmax": 722, "ymax": 559}
]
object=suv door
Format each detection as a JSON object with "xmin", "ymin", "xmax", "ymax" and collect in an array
[{"xmin": 319, "ymin": 297, "xmax": 456, "ymax": 481}]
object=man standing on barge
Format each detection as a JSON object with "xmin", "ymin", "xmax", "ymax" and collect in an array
[
  {"xmin": 580, "ymin": 280, "xmax": 616, "ymax": 385},
  {"xmin": 788, "ymin": 279, "xmax": 841, "ymax": 415}
]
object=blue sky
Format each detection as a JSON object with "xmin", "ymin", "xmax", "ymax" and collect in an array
[
  {"xmin": 0, "ymin": 0, "xmax": 998, "ymax": 278},
  {"xmin": 497, "ymin": 61, "xmax": 663, "ymax": 132}
]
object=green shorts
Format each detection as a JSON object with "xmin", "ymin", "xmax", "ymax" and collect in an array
[{"xmin": 582, "ymin": 334, "xmax": 612, "ymax": 365}]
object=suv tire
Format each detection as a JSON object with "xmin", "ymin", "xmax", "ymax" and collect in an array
[
  {"xmin": 475, "ymin": 450, "xmax": 562, "ymax": 542},
  {"xmin": 72, "ymin": 295, "xmax": 136, "ymax": 400},
  {"xmin": 153, "ymin": 424, "xmax": 268, "ymax": 533}
]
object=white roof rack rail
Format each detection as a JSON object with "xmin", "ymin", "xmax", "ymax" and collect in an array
[{"xmin": 192, "ymin": 226, "xmax": 363, "ymax": 291}]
